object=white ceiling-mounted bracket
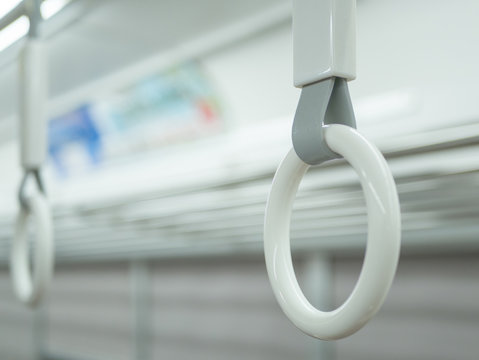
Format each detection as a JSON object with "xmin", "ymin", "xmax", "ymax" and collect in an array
[
  {"xmin": 20, "ymin": 38, "xmax": 48, "ymax": 169},
  {"xmin": 293, "ymin": 0, "xmax": 356, "ymax": 88}
]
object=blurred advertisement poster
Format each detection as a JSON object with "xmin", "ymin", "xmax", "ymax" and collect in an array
[{"xmin": 48, "ymin": 62, "xmax": 223, "ymax": 177}]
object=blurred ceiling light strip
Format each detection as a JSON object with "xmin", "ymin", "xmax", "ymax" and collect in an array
[
  {"xmin": 41, "ymin": 0, "xmax": 71, "ymax": 19},
  {"xmin": 0, "ymin": 15, "xmax": 29, "ymax": 52},
  {"xmin": 0, "ymin": 0, "xmax": 71, "ymax": 52},
  {"xmin": 0, "ymin": 0, "xmax": 22, "ymax": 19}
]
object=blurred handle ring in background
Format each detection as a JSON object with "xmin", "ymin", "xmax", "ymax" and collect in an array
[
  {"xmin": 11, "ymin": 191, "xmax": 54, "ymax": 307},
  {"xmin": 264, "ymin": 124, "xmax": 401, "ymax": 340}
]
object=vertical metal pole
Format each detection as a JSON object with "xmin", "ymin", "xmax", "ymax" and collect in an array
[
  {"xmin": 32, "ymin": 303, "xmax": 49, "ymax": 360},
  {"xmin": 130, "ymin": 261, "xmax": 153, "ymax": 360},
  {"xmin": 302, "ymin": 252, "xmax": 336, "ymax": 360}
]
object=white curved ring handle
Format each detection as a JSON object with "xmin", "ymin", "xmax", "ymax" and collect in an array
[
  {"xmin": 264, "ymin": 124, "xmax": 401, "ymax": 340},
  {"xmin": 11, "ymin": 192, "xmax": 54, "ymax": 307}
]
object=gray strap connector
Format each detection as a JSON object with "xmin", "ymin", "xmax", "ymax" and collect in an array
[
  {"xmin": 292, "ymin": 77, "xmax": 356, "ymax": 165},
  {"xmin": 18, "ymin": 169, "xmax": 45, "ymax": 210}
]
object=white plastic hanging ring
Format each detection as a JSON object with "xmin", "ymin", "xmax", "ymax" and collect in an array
[
  {"xmin": 264, "ymin": 124, "xmax": 401, "ymax": 340},
  {"xmin": 11, "ymin": 192, "xmax": 54, "ymax": 307}
]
